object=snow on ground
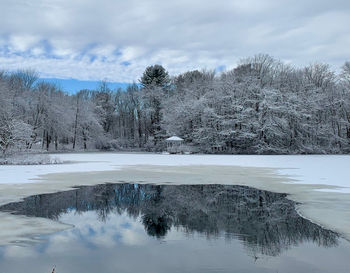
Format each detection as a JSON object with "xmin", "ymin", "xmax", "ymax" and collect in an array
[{"xmin": 0, "ymin": 153, "xmax": 349, "ymax": 193}]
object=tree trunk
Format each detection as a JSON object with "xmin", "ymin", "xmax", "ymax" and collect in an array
[
  {"xmin": 42, "ymin": 130, "xmax": 45, "ymax": 149},
  {"xmin": 73, "ymin": 98, "xmax": 79, "ymax": 150},
  {"xmin": 46, "ymin": 131, "xmax": 50, "ymax": 151},
  {"xmin": 83, "ymin": 130, "xmax": 87, "ymax": 150},
  {"xmin": 55, "ymin": 135, "xmax": 58, "ymax": 150}
]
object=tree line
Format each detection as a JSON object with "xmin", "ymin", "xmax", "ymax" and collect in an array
[{"xmin": 1, "ymin": 54, "xmax": 350, "ymax": 155}]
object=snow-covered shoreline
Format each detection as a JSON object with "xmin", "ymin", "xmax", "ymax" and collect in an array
[{"xmin": 1, "ymin": 152, "xmax": 349, "ymax": 193}]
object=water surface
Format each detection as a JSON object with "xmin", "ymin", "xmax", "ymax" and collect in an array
[{"xmin": 0, "ymin": 183, "xmax": 349, "ymax": 273}]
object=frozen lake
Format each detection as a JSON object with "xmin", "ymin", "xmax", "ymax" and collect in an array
[
  {"xmin": 0, "ymin": 153, "xmax": 349, "ymax": 272},
  {"xmin": 1, "ymin": 153, "xmax": 350, "ymax": 193}
]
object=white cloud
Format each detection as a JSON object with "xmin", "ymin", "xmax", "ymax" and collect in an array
[
  {"xmin": 9, "ymin": 35, "xmax": 40, "ymax": 52},
  {"xmin": 0, "ymin": 0, "xmax": 349, "ymax": 81}
]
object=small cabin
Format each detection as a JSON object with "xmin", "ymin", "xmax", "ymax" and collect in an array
[{"xmin": 165, "ymin": 136, "xmax": 184, "ymax": 153}]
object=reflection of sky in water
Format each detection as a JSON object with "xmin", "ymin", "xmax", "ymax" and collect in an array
[
  {"xmin": 0, "ymin": 210, "xmax": 349, "ymax": 273},
  {"xmin": 0, "ymin": 184, "xmax": 349, "ymax": 273}
]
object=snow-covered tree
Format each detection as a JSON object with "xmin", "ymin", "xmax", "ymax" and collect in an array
[{"xmin": 1, "ymin": 56, "xmax": 350, "ymax": 155}]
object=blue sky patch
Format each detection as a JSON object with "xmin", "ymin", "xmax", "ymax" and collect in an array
[{"xmin": 41, "ymin": 78, "xmax": 131, "ymax": 93}]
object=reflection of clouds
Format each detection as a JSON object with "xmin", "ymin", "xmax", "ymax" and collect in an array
[
  {"xmin": 3, "ymin": 245, "xmax": 38, "ymax": 259},
  {"xmin": 43, "ymin": 211, "xmax": 150, "ymax": 255},
  {"xmin": 0, "ymin": 209, "xmax": 349, "ymax": 273},
  {"xmin": 0, "ymin": 212, "xmax": 70, "ymax": 247},
  {"xmin": 121, "ymin": 228, "xmax": 148, "ymax": 246},
  {"xmin": 0, "ymin": 182, "xmax": 348, "ymax": 273},
  {"xmin": 1, "ymin": 182, "xmax": 340, "ymax": 257}
]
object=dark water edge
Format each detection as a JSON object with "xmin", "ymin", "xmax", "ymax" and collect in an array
[{"xmin": 0, "ymin": 183, "xmax": 349, "ymax": 273}]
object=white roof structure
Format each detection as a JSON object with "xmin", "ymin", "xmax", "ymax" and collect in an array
[{"xmin": 165, "ymin": 136, "xmax": 184, "ymax": 142}]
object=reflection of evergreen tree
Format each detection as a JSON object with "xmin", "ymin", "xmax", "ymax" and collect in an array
[
  {"xmin": 142, "ymin": 214, "xmax": 172, "ymax": 238},
  {"xmin": 0, "ymin": 183, "xmax": 339, "ymax": 256},
  {"xmin": 142, "ymin": 185, "xmax": 173, "ymax": 238}
]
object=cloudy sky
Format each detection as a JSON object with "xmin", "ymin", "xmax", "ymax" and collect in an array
[{"xmin": 0, "ymin": 0, "xmax": 349, "ymax": 84}]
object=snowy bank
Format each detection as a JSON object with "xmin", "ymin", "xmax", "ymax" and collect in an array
[
  {"xmin": 0, "ymin": 154, "xmax": 61, "ymax": 166},
  {"xmin": 0, "ymin": 153, "xmax": 349, "ymax": 193}
]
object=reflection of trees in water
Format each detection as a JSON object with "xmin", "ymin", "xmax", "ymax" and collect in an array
[{"xmin": 0, "ymin": 183, "xmax": 339, "ymax": 256}]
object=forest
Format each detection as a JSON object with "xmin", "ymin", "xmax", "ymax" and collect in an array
[{"xmin": 1, "ymin": 54, "xmax": 350, "ymax": 156}]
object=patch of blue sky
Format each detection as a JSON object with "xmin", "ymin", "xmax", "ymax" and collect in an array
[
  {"xmin": 41, "ymin": 77, "xmax": 131, "ymax": 93},
  {"xmin": 0, "ymin": 39, "xmax": 63, "ymax": 60},
  {"xmin": 36, "ymin": 40, "xmax": 66, "ymax": 60},
  {"xmin": 89, "ymin": 54, "xmax": 98, "ymax": 62},
  {"xmin": 121, "ymin": 61, "xmax": 131, "ymax": 66},
  {"xmin": 74, "ymin": 43, "xmax": 99, "ymax": 62},
  {"xmin": 38, "ymin": 39, "xmax": 53, "ymax": 53},
  {"xmin": 0, "ymin": 45, "xmax": 11, "ymax": 56},
  {"xmin": 215, "ymin": 65, "xmax": 226, "ymax": 73},
  {"xmin": 112, "ymin": 48, "xmax": 123, "ymax": 57}
]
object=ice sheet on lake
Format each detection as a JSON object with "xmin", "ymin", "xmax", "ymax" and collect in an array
[{"xmin": 0, "ymin": 153, "xmax": 349, "ymax": 193}]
